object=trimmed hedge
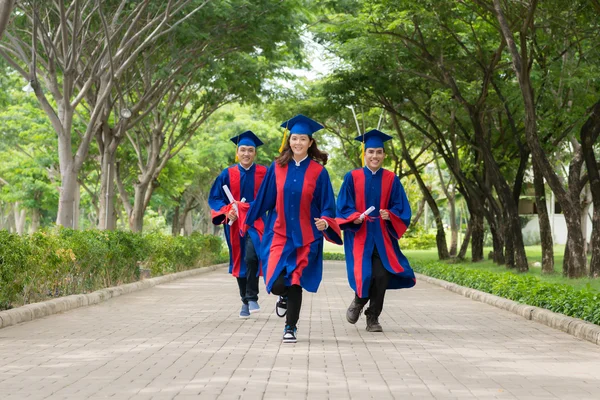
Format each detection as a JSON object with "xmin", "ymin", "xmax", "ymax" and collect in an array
[
  {"xmin": 414, "ymin": 261, "xmax": 600, "ymax": 326},
  {"xmin": 323, "ymin": 252, "xmax": 346, "ymax": 261},
  {"xmin": 0, "ymin": 229, "xmax": 223, "ymax": 311}
]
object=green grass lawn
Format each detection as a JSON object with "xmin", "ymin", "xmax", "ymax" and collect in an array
[
  {"xmin": 326, "ymin": 238, "xmax": 600, "ymax": 292},
  {"xmin": 405, "ymin": 245, "xmax": 600, "ymax": 292}
]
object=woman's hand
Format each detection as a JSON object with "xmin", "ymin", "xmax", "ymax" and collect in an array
[
  {"xmin": 379, "ymin": 209, "xmax": 390, "ymax": 221},
  {"xmin": 314, "ymin": 218, "xmax": 328, "ymax": 231},
  {"xmin": 353, "ymin": 216, "xmax": 364, "ymax": 224}
]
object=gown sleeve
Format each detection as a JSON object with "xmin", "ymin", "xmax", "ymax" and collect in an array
[
  {"xmin": 315, "ymin": 167, "xmax": 342, "ymax": 245},
  {"xmin": 335, "ymin": 171, "xmax": 363, "ymax": 232},
  {"xmin": 239, "ymin": 162, "xmax": 277, "ymax": 234},
  {"xmin": 208, "ymin": 170, "xmax": 231, "ymax": 225},
  {"xmin": 384, "ymin": 176, "xmax": 411, "ymax": 240}
]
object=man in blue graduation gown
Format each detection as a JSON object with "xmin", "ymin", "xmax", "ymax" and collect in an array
[
  {"xmin": 336, "ymin": 130, "xmax": 415, "ymax": 332},
  {"xmin": 208, "ymin": 131, "xmax": 267, "ymax": 318}
]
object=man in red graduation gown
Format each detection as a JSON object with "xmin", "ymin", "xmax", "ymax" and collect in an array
[
  {"xmin": 208, "ymin": 130, "xmax": 267, "ymax": 318},
  {"xmin": 336, "ymin": 129, "xmax": 415, "ymax": 332}
]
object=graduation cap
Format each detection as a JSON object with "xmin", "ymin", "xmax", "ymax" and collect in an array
[
  {"xmin": 354, "ymin": 129, "xmax": 393, "ymax": 166},
  {"xmin": 230, "ymin": 130, "xmax": 263, "ymax": 162},
  {"xmin": 278, "ymin": 114, "xmax": 324, "ymax": 152}
]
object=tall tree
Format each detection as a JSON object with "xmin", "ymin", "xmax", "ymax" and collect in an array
[{"xmin": 0, "ymin": 1, "xmax": 209, "ymax": 227}]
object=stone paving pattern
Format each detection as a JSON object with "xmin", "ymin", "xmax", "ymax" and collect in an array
[{"xmin": 1, "ymin": 261, "xmax": 600, "ymax": 400}]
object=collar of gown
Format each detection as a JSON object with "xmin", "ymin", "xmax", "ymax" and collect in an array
[{"xmin": 293, "ymin": 155, "xmax": 309, "ymax": 167}]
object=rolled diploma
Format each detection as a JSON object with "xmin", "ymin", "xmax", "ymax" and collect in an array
[
  {"xmin": 359, "ymin": 206, "xmax": 376, "ymax": 220},
  {"xmin": 222, "ymin": 185, "xmax": 238, "ymax": 226}
]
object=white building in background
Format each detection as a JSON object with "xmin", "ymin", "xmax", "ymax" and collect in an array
[{"xmin": 519, "ymin": 186, "xmax": 593, "ymax": 245}]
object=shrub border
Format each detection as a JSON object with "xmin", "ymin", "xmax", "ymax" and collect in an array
[
  {"xmin": 416, "ymin": 273, "xmax": 600, "ymax": 347},
  {"xmin": 0, "ymin": 263, "xmax": 228, "ymax": 330}
]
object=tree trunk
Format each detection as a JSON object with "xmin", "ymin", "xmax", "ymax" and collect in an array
[
  {"xmin": 412, "ymin": 197, "xmax": 426, "ymax": 226},
  {"xmin": 390, "ymin": 112, "xmax": 449, "ymax": 259},
  {"xmin": 448, "ymin": 190, "xmax": 458, "ymax": 256},
  {"xmin": 73, "ymin": 182, "xmax": 80, "ymax": 230},
  {"xmin": 533, "ymin": 163, "xmax": 554, "ymax": 274},
  {"xmin": 581, "ymin": 184, "xmax": 592, "ymax": 255},
  {"xmin": 502, "ymin": 209, "xmax": 516, "ymax": 268},
  {"xmin": 489, "ymin": 215, "xmax": 505, "ymax": 264},
  {"xmin": 183, "ymin": 211, "xmax": 193, "ymax": 236},
  {"xmin": 458, "ymin": 220, "xmax": 472, "ymax": 260},
  {"xmin": 472, "ymin": 111, "xmax": 528, "ymax": 271},
  {"xmin": 129, "ymin": 182, "xmax": 150, "ymax": 232},
  {"xmin": 172, "ymin": 205, "xmax": 181, "ymax": 236},
  {"xmin": 98, "ymin": 153, "xmax": 117, "ymax": 230},
  {"xmin": 56, "ymin": 167, "xmax": 78, "ymax": 229},
  {"xmin": 471, "ymin": 207, "xmax": 484, "ymax": 262},
  {"xmin": 580, "ymin": 101, "xmax": 600, "ymax": 277},
  {"xmin": 492, "ymin": 0, "xmax": 585, "ymax": 277},
  {"xmin": 590, "ymin": 206, "xmax": 600, "ymax": 277},
  {"xmin": 0, "ymin": 0, "xmax": 15, "ymax": 41},
  {"xmin": 29, "ymin": 208, "xmax": 41, "ymax": 233},
  {"xmin": 14, "ymin": 202, "xmax": 26, "ymax": 235}
]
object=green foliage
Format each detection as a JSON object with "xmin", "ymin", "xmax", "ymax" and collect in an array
[
  {"xmin": 414, "ymin": 261, "xmax": 600, "ymax": 326},
  {"xmin": 323, "ymin": 252, "xmax": 346, "ymax": 261},
  {"xmin": 0, "ymin": 229, "xmax": 222, "ymax": 310},
  {"xmin": 400, "ymin": 225, "xmax": 437, "ymax": 250}
]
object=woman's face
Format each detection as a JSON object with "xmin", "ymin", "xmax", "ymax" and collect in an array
[{"xmin": 289, "ymin": 134, "xmax": 313, "ymax": 158}]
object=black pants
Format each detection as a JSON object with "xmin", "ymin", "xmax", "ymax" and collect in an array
[
  {"xmin": 355, "ymin": 246, "xmax": 391, "ymax": 318},
  {"xmin": 236, "ymin": 236, "xmax": 259, "ymax": 304},
  {"xmin": 271, "ymin": 271, "xmax": 302, "ymax": 329}
]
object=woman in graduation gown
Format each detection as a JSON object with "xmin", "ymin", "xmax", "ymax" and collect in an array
[
  {"xmin": 336, "ymin": 129, "xmax": 415, "ymax": 332},
  {"xmin": 241, "ymin": 114, "xmax": 342, "ymax": 343}
]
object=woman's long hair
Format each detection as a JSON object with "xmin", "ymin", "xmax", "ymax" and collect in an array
[{"xmin": 275, "ymin": 136, "xmax": 329, "ymax": 166}]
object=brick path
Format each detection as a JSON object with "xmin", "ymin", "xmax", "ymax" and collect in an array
[{"xmin": 1, "ymin": 261, "xmax": 600, "ymax": 400}]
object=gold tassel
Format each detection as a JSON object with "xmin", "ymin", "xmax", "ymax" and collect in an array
[
  {"xmin": 235, "ymin": 143, "xmax": 239, "ymax": 162},
  {"xmin": 278, "ymin": 127, "xmax": 289, "ymax": 153},
  {"xmin": 361, "ymin": 141, "xmax": 365, "ymax": 167}
]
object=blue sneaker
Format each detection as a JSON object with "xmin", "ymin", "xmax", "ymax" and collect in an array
[
  {"xmin": 248, "ymin": 300, "xmax": 260, "ymax": 314},
  {"xmin": 239, "ymin": 303, "xmax": 250, "ymax": 319},
  {"xmin": 282, "ymin": 325, "xmax": 297, "ymax": 343}
]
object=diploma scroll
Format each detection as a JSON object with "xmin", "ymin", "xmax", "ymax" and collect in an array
[
  {"xmin": 359, "ymin": 206, "xmax": 376, "ymax": 220},
  {"xmin": 223, "ymin": 185, "xmax": 238, "ymax": 226}
]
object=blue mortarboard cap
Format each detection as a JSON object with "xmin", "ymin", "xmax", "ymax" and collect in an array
[
  {"xmin": 355, "ymin": 129, "xmax": 393, "ymax": 149},
  {"xmin": 280, "ymin": 114, "xmax": 324, "ymax": 137},
  {"xmin": 230, "ymin": 130, "xmax": 264, "ymax": 147}
]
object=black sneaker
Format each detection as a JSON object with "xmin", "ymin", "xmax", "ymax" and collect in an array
[
  {"xmin": 366, "ymin": 314, "xmax": 383, "ymax": 332},
  {"xmin": 276, "ymin": 296, "xmax": 287, "ymax": 317},
  {"xmin": 346, "ymin": 297, "xmax": 365, "ymax": 324},
  {"xmin": 282, "ymin": 325, "xmax": 297, "ymax": 343}
]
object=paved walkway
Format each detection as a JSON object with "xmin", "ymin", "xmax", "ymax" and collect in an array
[{"xmin": 1, "ymin": 262, "xmax": 600, "ymax": 400}]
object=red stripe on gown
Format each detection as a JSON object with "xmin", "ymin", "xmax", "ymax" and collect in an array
[
  {"xmin": 380, "ymin": 170, "xmax": 404, "ymax": 273},
  {"xmin": 292, "ymin": 245, "xmax": 310, "ymax": 286},
  {"xmin": 252, "ymin": 165, "xmax": 266, "ymax": 239},
  {"xmin": 291, "ymin": 162, "xmax": 322, "ymax": 285},
  {"xmin": 351, "ymin": 169, "xmax": 367, "ymax": 297},
  {"xmin": 299, "ymin": 162, "xmax": 320, "ymax": 245},
  {"xmin": 266, "ymin": 164, "xmax": 288, "ymax": 285},
  {"xmin": 228, "ymin": 167, "xmax": 242, "ymax": 276}
]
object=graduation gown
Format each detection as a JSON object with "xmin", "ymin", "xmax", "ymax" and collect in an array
[
  {"xmin": 243, "ymin": 158, "xmax": 342, "ymax": 293},
  {"xmin": 336, "ymin": 167, "xmax": 415, "ymax": 298},
  {"xmin": 208, "ymin": 163, "xmax": 267, "ymax": 278}
]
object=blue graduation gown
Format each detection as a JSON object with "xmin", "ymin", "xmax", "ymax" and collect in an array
[
  {"xmin": 243, "ymin": 158, "xmax": 342, "ymax": 293},
  {"xmin": 208, "ymin": 163, "xmax": 266, "ymax": 277},
  {"xmin": 336, "ymin": 167, "xmax": 415, "ymax": 297}
]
